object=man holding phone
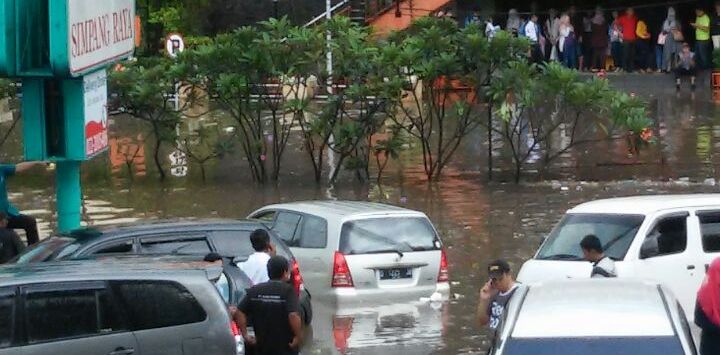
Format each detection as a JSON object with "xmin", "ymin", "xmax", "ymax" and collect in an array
[{"xmin": 477, "ymin": 260, "xmax": 520, "ymax": 331}]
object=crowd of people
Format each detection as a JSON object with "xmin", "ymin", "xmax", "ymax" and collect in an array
[{"xmin": 464, "ymin": 4, "xmax": 720, "ymax": 90}]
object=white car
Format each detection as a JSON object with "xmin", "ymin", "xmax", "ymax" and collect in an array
[
  {"xmin": 517, "ymin": 194, "xmax": 720, "ymax": 322},
  {"xmin": 249, "ymin": 201, "xmax": 450, "ymax": 308},
  {"xmin": 491, "ymin": 279, "xmax": 697, "ymax": 355}
]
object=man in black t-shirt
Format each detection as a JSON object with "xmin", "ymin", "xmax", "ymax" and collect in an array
[{"xmin": 236, "ymin": 255, "xmax": 302, "ymax": 355}]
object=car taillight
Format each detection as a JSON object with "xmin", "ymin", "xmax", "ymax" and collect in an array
[
  {"xmin": 230, "ymin": 321, "xmax": 239, "ymax": 336},
  {"xmin": 332, "ymin": 251, "xmax": 354, "ymax": 288},
  {"xmin": 230, "ymin": 321, "xmax": 244, "ymax": 355},
  {"xmin": 292, "ymin": 259, "xmax": 304, "ymax": 297},
  {"xmin": 438, "ymin": 248, "xmax": 449, "ymax": 283}
]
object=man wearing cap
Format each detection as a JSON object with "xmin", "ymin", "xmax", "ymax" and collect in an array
[{"xmin": 477, "ymin": 260, "xmax": 520, "ymax": 331}]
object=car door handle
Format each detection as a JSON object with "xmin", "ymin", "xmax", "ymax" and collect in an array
[
  {"xmin": 109, "ymin": 347, "xmax": 135, "ymax": 355},
  {"xmin": 687, "ymin": 265, "xmax": 696, "ymax": 270}
]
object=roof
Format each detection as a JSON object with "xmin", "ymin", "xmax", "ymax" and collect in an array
[
  {"xmin": 568, "ymin": 194, "xmax": 720, "ymax": 215},
  {"xmin": 0, "ymin": 257, "xmax": 219, "ymax": 286},
  {"xmin": 512, "ymin": 279, "xmax": 674, "ymax": 338},
  {"xmin": 60, "ymin": 219, "xmax": 263, "ymax": 242},
  {"xmin": 256, "ymin": 200, "xmax": 420, "ymax": 220}
]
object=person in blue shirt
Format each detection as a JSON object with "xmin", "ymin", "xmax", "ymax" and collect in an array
[{"xmin": 0, "ymin": 162, "xmax": 43, "ymax": 246}]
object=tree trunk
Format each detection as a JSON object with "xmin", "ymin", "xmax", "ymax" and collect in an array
[
  {"xmin": 151, "ymin": 125, "xmax": 166, "ymax": 181},
  {"xmin": 487, "ymin": 102, "xmax": 493, "ymax": 181}
]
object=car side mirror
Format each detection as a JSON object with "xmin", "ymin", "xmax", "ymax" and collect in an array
[{"xmin": 640, "ymin": 235, "xmax": 660, "ymax": 259}]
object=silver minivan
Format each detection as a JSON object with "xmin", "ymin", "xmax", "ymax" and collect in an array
[
  {"xmin": 249, "ymin": 201, "xmax": 450, "ymax": 308},
  {"xmin": 0, "ymin": 260, "xmax": 239, "ymax": 355}
]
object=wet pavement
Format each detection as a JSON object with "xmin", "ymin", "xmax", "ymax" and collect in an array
[{"xmin": 3, "ymin": 78, "xmax": 720, "ymax": 354}]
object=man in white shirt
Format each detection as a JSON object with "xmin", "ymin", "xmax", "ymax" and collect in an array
[
  {"xmin": 525, "ymin": 14, "xmax": 542, "ymax": 64},
  {"xmin": 580, "ymin": 234, "xmax": 617, "ymax": 278},
  {"xmin": 239, "ymin": 229, "xmax": 276, "ymax": 285}
]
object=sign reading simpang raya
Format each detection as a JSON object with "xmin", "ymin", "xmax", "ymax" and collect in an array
[{"xmin": 67, "ymin": 0, "xmax": 135, "ymax": 76}]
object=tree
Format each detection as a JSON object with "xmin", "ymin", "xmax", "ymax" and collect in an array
[
  {"xmin": 178, "ymin": 122, "xmax": 234, "ymax": 182},
  {"xmin": 384, "ymin": 17, "xmax": 482, "ymax": 181},
  {"xmin": 489, "ymin": 61, "xmax": 654, "ymax": 182},
  {"xmin": 183, "ymin": 18, "xmax": 324, "ymax": 183},
  {"xmin": 109, "ymin": 57, "xmax": 185, "ymax": 180}
]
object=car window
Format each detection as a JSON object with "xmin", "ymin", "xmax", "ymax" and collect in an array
[
  {"xmin": 698, "ymin": 211, "xmax": 720, "ymax": 253},
  {"xmin": 139, "ymin": 237, "xmax": 211, "ymax": 255},
  {"xmin": 272, "ymin": 212, "xmax": 302, "ymax": 244},
  {"xmin": 24, "ymin": 284, "xmax": 123, "ymax": 343},
  {"xmin": 537, "ymin": 214, "xmax": 645, "ymax": 261},
  {"xmin": 253, "ymin": 211, "xmax": 276, "ymax": 222},
  {"xmin": 215, "ymin": 272, "xmax": 230, "ymax": 303},
  {"xmin": 0, "ymin": 289, "xmax": 14, "ymax": 348},
  {"xmin": 339, "ymin": 217, "xmax": 440, "ymax": 255},
  {"xmin": 89, "ymin": 239, "xmax": 134, "ymax": 255},
  {"xmin": 210, "ymin": 231, "xmax": 254, "ymax": 258},
  {"xmin": 644, "ymin": 216, "xmax": 688, "ymax": 258},
  {"xmin": 297, "ymin": 215, "xmax": 327, "ymax": 248},
  {"xmin": 13, "ymin": 237, "xmax": 77, "ymax": 264},
  {"xmin": 110, "ymin": 281, "xmax": 206, "ymax": 330}
]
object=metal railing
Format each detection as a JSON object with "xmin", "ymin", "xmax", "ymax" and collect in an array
[{"xmin": 304, "ymin": 0, "xmax": 350, "ymax": 27}]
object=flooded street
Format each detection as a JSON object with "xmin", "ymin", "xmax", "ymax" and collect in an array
[{"xmin": 5, "ymin": 77, "xmax": 720, "ymax": 354}]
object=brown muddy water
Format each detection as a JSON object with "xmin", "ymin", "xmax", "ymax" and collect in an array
[{"xmin": 4, "ymin": 77, "xmax": 720, "ymax": 354}]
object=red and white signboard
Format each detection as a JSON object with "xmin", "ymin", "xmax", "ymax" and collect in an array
[
  {"xmin": 68, "ymin": 0, "xmax": 135, "ymax": 76},
  {"xmin": 84, "ymin": 70, "xmax": 109, "ymax": 158}
]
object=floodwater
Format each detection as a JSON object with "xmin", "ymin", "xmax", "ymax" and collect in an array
[{"xmin": 4, "ymin": 75, "xmax": 720, "ymax": 354}]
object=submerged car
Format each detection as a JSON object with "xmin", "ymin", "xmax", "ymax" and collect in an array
[
  {"xmin": 0, "ymin": 259, "xmax": 240, "ymax": 355},
  {"xmin": 517, "ymin": 194, "xmax": 720, "ymax": 321},
  {"xmin": 491, "ymin": 279, "xmax": 697, "ymax": 355},
  {"xmin": 249, "ymin": 201, "xmax": 450, "ymax": 308},
  {"xmin": 12, "ymin": 220, "xmax": 312, "ymax": 324}
]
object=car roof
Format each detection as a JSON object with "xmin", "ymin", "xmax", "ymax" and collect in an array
[
  {"xmin": 58, "ymin": 219, "xmax": 265, "ymax": 242},
  {"xmin": 568, "ymin": 194, "xmax": 720, "ymax": 215},
  {"xmin": 256, "ymin": 200, "xmax": 423, "ymax": 220},
  {"xmin": 513, "ymin": 279, "xmax": 674, "ymax": 338},
  {"xmin": 0, "ymin": 258, "xmax": 218, "ymax": 287}
]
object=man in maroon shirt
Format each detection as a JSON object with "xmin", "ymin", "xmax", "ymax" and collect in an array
[{"xmin": 617, "ymin": 7, "xmax": 638, "ymax": 72}]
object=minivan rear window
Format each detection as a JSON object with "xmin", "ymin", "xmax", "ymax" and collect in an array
[{"xmin": 339, "ymin": 217, "xmax": 440, "ymax": 255}]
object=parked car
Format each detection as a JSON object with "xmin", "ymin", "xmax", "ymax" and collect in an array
[
  {"xmin": 517, "ymin": 194, "xmax": 720, "ymax": 322},
  {"xmin": 0, "ymin": 259, "xmax": 240, "ymax": 355},
  {"xmin": 491, "ymin": 279, "xmax": 697, "ymax": 355},
  {"xmin": 248, "ymin": 201, "xmax": 450, "ymax": 308},
  {"xmin": 11, "ymin": 220, "xmax": 313, "ymax": 324}
]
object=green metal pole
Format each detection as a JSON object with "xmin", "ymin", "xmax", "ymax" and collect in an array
[{"xmin": 56, "ymin": 160, "xmax": 81, "ymax": 232}]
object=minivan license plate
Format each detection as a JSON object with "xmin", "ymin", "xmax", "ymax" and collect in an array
[{"xmin": 379, "ymin": 268, "xmax": 412, "ymax": 280}]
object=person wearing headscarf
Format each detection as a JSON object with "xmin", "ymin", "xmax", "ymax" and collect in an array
[
  {"xmin": 507, "ymin": 9, "xmax": 521, "ymax": 36},
  {"xmin": 545, "ymin": 9, "xmax": 561, "ymax": 61},
  {"xmin": 662, "ymin": 7, "xmax": 681, "ymax": 72},
  {"xmin": 590, "ymin": 8, "xmax": 608, "ymax": 71},
  {"xmin": 559, "ymin": 14, "xmax": 577, "ymax": 69},
  {"xmin": 696, "ymin": 258, "xmax": 720, "ymax": 354}
]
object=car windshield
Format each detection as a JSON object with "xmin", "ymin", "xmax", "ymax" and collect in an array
[
  {"xmin": 536, "ymin": 213, "xmax": 645, "ymax": 261},
  {"xmin": 502, "ymin": 336, "xmax": 685, "ymax": 355},
  {"xmin": 339, "ymin": 217, "xmax": 440, "ymax": 255},
  {"xmin": 12, "ymin": 237, "xmax": 80, "ymax": 264}
]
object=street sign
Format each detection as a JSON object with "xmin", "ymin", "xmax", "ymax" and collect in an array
[
  {"xmin": 165, "ymin": 33, "xmax": 185, "ymax": 58},
  {"xmin": 65, "ymin": 0, "xmax": 136, "ymax": 77},
  {"xmin": 169, "ymin": 150, "xmax": 188, "ymax": 177},
  {"xmin": 83, "ymin": 70, "xmax": 108, "ymax": 158}
]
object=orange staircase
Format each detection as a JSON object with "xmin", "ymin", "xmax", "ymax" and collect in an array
[{"xmin": 368, "ymin": 0, "xmax": 452, "ymax": 35}]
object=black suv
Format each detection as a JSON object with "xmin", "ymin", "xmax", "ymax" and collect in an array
[{"xmin": 12, "ymin": 220, "xmax": 312, "ymax": 324}]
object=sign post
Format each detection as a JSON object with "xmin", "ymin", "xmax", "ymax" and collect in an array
[{"xmin": 2, "ymin": 0, "xmax": 135, "ymax": 232}]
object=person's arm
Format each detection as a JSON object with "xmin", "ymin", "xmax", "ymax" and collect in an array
[
  {"xmin": 15, "ymin": 162, "xmax": 44, "ymax": 173},
  {"xmin": 695, "ymin": 302, "xmax": 720, "ymax": 333},
  {"xmin": 235, "ymin": 294, "xmax": 256, "ymax": 345},
  {"xmin": 476, "ymin": 280, "xmax": 494, "ymax": 326},
  {"xmin": 286, "ymin": 286, "xmax": 302, "ymax": 350}
]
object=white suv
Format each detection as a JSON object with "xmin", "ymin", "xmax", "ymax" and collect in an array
[
  {"xmin": 517, "ymin": 194, "xmax": 720, "ymax": 322},
  {"xmin": 249, "ymin": 201, "xmax": 450, "ymax": 308}
]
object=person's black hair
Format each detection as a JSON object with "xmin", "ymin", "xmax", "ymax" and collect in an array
[
  {"xmin": 203, "ymin": 252, "xmax": 222, "ymax": 262},
  {"xmin": 580, "ymin": 234, "xmax": 603, "ymax": 253},
  {"xmin": 250, "ymin": 229, "xmax": 270, "ymax": 252},
  {"xmin": 267, "ymin": 255, "xmax": 289, "ymax": 280}
]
